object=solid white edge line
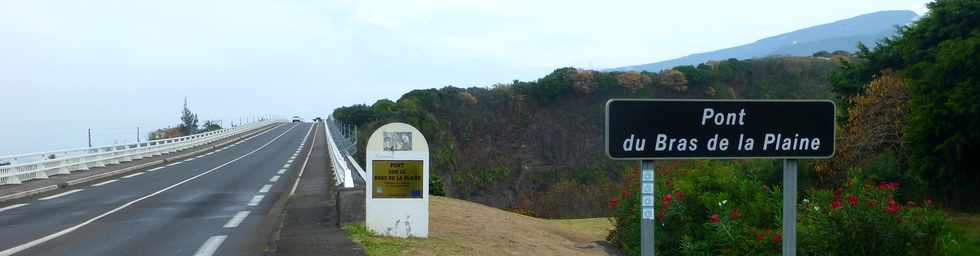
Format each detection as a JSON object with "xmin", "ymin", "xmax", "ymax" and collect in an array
[
  {"xmin": 289, "ymin": 123, "xmax": 318, "ymax": 197},
  {"xmin": 0, "ymin": 204, "xmax": 28, "ymax": 213},
  {"xmin": 0, "ymin": 123, "xmax": 293, "ymax": 256},
  {"xmin": 121, "ymin": 172, "xmax": 144, "ymax": 179},
  {"xmin": 247, "ymin": 195, "xmax": 265, "ymax": 206},
  {"xmin": 90, "ymin": 180, "xmax": 118, "ymax": 187},
  {"xmin": 269, "ymin": 176, "xmax": 280, "ymax": 182},
  {"xmin": 38, "ymin": 189, "xmax": 83, "ymax": 201},
  {"xmin": 193, "ymin": 235, "xmax": 228, "ymax": 256},
  {"xmin": 259, "ymin": 184, "xmax": 272, "ymax": 193},
  {"xmin": 222, "ymin": 211, "xmax": 251, "ymax": 228}
]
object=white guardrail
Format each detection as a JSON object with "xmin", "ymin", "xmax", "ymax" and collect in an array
[
  {"xmin": 324, "ymin": 121, "xmax": 360, "ymax": 188},
  {"xmin": 0, "ymin": 120, "xmax": 274, "ymax": 185}
]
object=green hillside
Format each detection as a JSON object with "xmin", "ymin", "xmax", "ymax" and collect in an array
[{"xmin": 334, "ymin": 56, "xmax": 842, "ymax": 218}]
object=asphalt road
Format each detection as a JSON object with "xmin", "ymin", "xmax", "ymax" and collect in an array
[{"xmin": 0, "ymin": 122, "xmax": 315, "ymax": 256}]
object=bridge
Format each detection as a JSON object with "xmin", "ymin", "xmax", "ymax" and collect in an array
[{"xmin": 0, "ymin": 119, "xmax": 366, "ymax": 256}]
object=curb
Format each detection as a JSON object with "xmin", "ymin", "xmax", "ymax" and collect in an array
[{"xmin": 0, "ymin": 123, "xmax": 280, "ymax": 203}]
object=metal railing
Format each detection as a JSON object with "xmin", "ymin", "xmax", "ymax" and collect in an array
[
  {"xmin": 324, "ymin": 117, "xmax": 364, "ymax": 188},
  {"xmin": 0, "ymin": 120, "xmax": 274, "ymax": 185}
]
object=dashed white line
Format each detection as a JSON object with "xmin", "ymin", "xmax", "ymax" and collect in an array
[
  {"xmin": 282, "ymin": 164, "xmax": 290, "ymax": 168},
  {"xmin": 193, "ymin": 235, "xmax": 227, "ymax": 256},
  {"xmin": 259, "ymin": 184, "xmax": 272, "ymax": 193},
  {"xmin": 39, "ymin": 189, "xmax": 83, "ymax": 201},
  {"xmin": 0, "ymin": 204, "xmax": 28, "ymax": 213},
  {"xmin": 269, "ymin": 176, "xmax": 280, "ymax": 182},
  {"xmin": 247, "ymin": 195, "xmax": 265, "ymax": 206},
  {"xmin": 121, "ymin": 172, "xmax": 144, "ymax": 179},
  {"xmin": 147, "ymin": 167, "xmax": 165, "ymax": 172},
  {"xmin": 90, "ymin": 180, "xmax": 118, "ymax": 187},
  {"xmin": 286, "ymin": 159, "xmax": 293, "ymax": 164},
  {"xmin": 223, "ymin": 211, "xmax": 251, "ymax": 228},
  {"xmin": 277, "ymin": 169, "xmax": 286, "ymax": 174},
  {"xmin": 289, "ymin": 156, "xmax": 296, "ymax": 160}
]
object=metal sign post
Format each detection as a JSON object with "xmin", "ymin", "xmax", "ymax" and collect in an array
[
  {"xmin": 640, "ymin": 160, "xmax": 655, "ymax": 256},
  {"xmin": 783, "ymin": 159, "xmax": 798, "ymax": 256}
]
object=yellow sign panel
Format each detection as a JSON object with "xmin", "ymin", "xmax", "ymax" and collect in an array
[{"xmin": 372, "ymin": 160, "xmax": 423, "ymax": 198}]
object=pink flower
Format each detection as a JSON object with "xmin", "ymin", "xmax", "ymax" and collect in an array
[
  {"xmin": 730, "ymin": 209, "xmax": 741, "ymax": 220},
  {"xmin": 878, "ymin": 182, "xmax": 900, "ymax": 190},
  {"xmin": 609, "ymin": 197, "xmax": 619, "ymax": 209},
  {"xmin": 773, "ymin": 234, "xmax": 782, "ymax": 243},
  {"xmin": 848, "ymin": 195, "xmax": 858, "ymax": 206},
  {"xmin": 886, "ymin": 198, "xmax": 901, "ymax": 213},
  {"xmin": 709, "ymin": 214, "xmax": 720, "ymax": 223},
  {"xmin": 831, "ymin": 200, "xmax": 842, "ymax": 209},
  {"xmin": 663, "ymin": 193, "xmax": 673, "ymax": 203},
  {"xmin": 675, "ymin": 191, "xmax": 685, "ymax": 201}
]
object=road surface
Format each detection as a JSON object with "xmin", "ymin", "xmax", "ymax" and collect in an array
[{"xmin": 0, "ymin": 122, "xmax": 314, "ymax": 256}]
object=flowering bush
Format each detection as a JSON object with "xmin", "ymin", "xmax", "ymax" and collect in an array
[
  {"xmin": 607, "ymin": 160, "xmax": 959, "ymax": 255},
  {"xmin": 798, "ymin": 178, "xmax": 956, "ymax": 255}
]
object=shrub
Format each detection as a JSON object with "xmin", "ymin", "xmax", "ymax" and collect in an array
[{"xmin": 608, "ymin": 160, "xmax": 959, "ymax": 255}]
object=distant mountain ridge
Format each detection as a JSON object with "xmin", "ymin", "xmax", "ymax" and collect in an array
[{"xmin": 609, "ymin": 10, "xmax": 919, "ymax": 72}]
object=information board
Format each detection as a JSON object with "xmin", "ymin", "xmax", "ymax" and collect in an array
[
  {"xmin": 372, "ymin": 160, "xmax": 424, "ymax": 198},
  {"xmin": 606, "ymin": 99, "xmax": 835, "ymax": 159}
]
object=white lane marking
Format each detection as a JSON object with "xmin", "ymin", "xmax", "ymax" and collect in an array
[
  {"xmin": 289, "ymin": 156, "xmax": 296, "ymax": 160},
  {"xmin": 278, "ymin": 169, "xmax": 286, "ymax": 174},
  {"xmin": 193, "ymin": 235, "xmax": 227, "ymax": 256},
  {"xmin": 269, "ymin": 176, "xmax": 280, "ymax": 182},
  {"xmin": 121, "ymin": 172, "xmax": 144, "ymax": 179},
  {"xmin": 166, "ymin": 162, "xmax": 180, "ymax": 167},
  {"xmin": 0, "ymin": 124, "xmax": 292, "ymax": 256},
  {"xmin": 223, "ymin": 211, "xmax": 251, "ymax": 228},
  {"xmin": 38, "ymin": 189, "xmax": 83, "ymax": 201},
  {"xmin": 90, "ymin": 180, "xmax": 118, "ymax": 187},
  {"xmin": 282, "ymin": 164, "xmax": 290, "ymax": 168},
  {"xmin": 0, "ymin": 204, "xmax": 28, "ymax": 213},
  {"xmin": 147, "ymin": 167, "xmax": 165, "ymax": 172},
  {"xmin": 287, "ymin": 159, "xmax": 293, "ymax": 164},
  {"xmin": 290, "ymin": 122, "xmax": 318, "ymax": 197},
  {"xmin": 247, "ymin": 195, "xmax": 264, "ymax": 206},
  {"xmin": 259, "ymin": 184, "xmax": 272, "ymax": 193}
]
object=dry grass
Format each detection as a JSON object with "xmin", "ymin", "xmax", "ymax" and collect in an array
[{"xmin": 345, "ymin": 196, "xmax": 619, "ymax": 256}]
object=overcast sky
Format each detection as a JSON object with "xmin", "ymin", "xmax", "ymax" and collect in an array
[{"xmin": 0, "ymin": 0, "xmax": 930, "ymax": 155}]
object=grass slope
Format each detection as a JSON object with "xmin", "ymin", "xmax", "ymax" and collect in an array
[{"xmin": 344, "ymin": 196, "xmax": 617, "ymax": 256}]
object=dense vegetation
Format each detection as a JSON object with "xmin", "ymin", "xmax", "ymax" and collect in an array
[
  {"xmin": 334, "ymin": 57, "xmax": 840, "ymax": 218},
  {"xmin": 830, "ymin": 0, "xmax": 980, "ymax": 210}
]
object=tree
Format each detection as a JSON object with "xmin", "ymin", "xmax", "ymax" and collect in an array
[
  {"xmin": 180, "ymin": 98, "xmax": 199, "ymax": 135},
  {"xmin": 829, "ymin": 0, "xmax": 980, "ymax": 208},
  {"xmin": 202, "ymin": 120, "xmax": 222, "ymax": 132},
  {"xmin": 615, "ymin": 71, "xmax": 650, "ymax": 92},
  {"xmin": 658, "ymin": 69, "xmax": 688, "ymax": 92},
  {"xmin": 817, "ymin": 71, "xmax": 909, "ymax": 184}
]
